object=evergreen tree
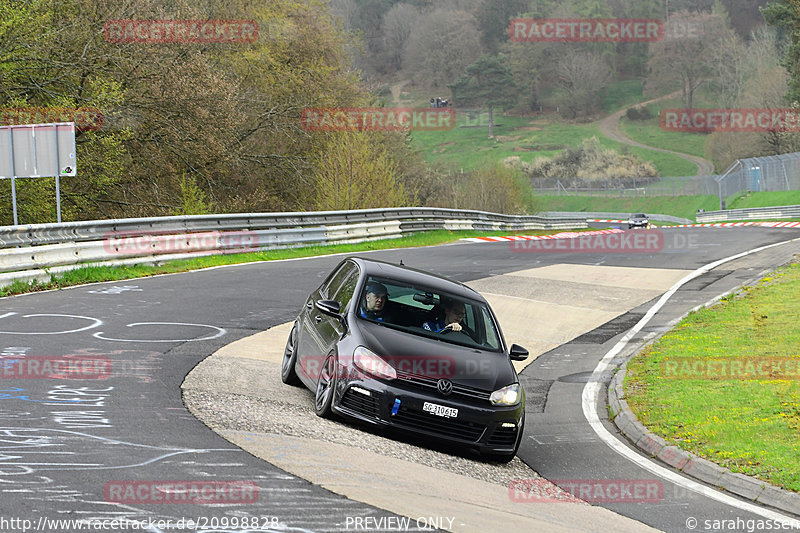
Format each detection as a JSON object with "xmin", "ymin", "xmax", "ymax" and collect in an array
[
  {"xmin": 448, "ymin": 55, "xmax": 517, "ymax": 138},
  {"xmin": 763, "ymin": 0, "xmax": 800, "ymax": 103}
]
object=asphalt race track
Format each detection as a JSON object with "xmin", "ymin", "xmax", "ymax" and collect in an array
[{"xmin": 0, "ymin": 226, "xmax": 799, "ymax": 532}]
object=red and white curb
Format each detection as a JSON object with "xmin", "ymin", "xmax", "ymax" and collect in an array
[
  {"xmin": 462, "ymin": 229, "xmax": 623, "ymax": 243},
  {"xmin": 461, "ymin": 221, "xmax": 800, "ymax": 243},
  {"xmin": 660, "ymin": 221, "xmax": 800, "ymax": 228}
]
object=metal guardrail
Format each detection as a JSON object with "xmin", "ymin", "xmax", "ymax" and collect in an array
[
  {"xmin": 540, "ymin": 211, "xmax": 694, "ymax": 225},
  {"xmin": 0, "ymin": 208, "xmax": 587, "ymax": 288},
  {"xmin": 696, "ymin": 205, "xmax": 800, "ymax": 223},
  {"xmin": 0, "ymin": 208, "xmax": 582, "ymax": 247}
]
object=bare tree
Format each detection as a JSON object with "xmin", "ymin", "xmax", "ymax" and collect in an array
[
  {"xmin": 711, "ymin": 26, "xmax": 780, "ymax": 108},
  {"xmin": 707, "ymin": 66, "xmax": 796, "ymax": 170},
  {"xmin": 648, "ymin": 11, "xmax": 730, "ymax": 109},
  {"xmin": 326, "ymin": 0, "xmax": 359, "ymax": 31},
  {"xmin": 402, "ymin": 9, "xmax": 484, "ymax": 88},
  {"xmin": 555, "ymin": 50, "xmax": 612, "ymax": 119},
  {"xmin": 382, "ymin": 4, "xmax": 422, "ymax": 73}
]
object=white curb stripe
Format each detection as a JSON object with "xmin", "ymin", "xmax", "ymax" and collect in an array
[{"xmin": 582, "ymin": 236, "xmax": 800, "ymax": 522}]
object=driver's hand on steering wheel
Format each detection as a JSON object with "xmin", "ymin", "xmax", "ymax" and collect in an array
[{"xmin": 444, "ymin": 322, "xmax": 462, "ymax": 332}]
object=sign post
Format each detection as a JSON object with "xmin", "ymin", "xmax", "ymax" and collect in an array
[{"xmin": 0, "ymin": 122, "xmax": 77, "ymax": 225}]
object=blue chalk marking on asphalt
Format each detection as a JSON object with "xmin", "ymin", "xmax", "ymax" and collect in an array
[{"xmin": 0, "ymin": 388, "xmax": 82, "ymax": 403}]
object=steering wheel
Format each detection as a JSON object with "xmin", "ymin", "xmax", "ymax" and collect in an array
[{"xmin": 440, "ymin": 324, "xmax": 467, "ymax": 335}]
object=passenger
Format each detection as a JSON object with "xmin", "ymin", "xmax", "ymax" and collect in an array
[
  {"xmin": 360, "ymin": 281, "xmax": 392, "ymax": 322},
  {"xmin": 423, "ymin": 298, "xmax": 465, "ymax": 333}
]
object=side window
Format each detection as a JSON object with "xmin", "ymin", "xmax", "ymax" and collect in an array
[
  {"xmin": 463, "ymin": 305, "xmax": 476, "ymax": 330},
  {"xmin": 332, "ymin": 271, "xmax": 359, "ymax": 311},
  {"xmin": 480, "ymin": 307, "xmax": 500, "ymax": 349},
  {"xmin": 323, "ymin": 262, "xmax": 355, "ymax": 299}
]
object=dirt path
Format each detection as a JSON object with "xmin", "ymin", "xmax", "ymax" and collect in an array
[
  {"xmin": 598, "ymin": 92, "xmax": 715, "ymax": 176},
  {"xmin": 390, "ymin": 79, "xmax": 411, "ymax": 105}
]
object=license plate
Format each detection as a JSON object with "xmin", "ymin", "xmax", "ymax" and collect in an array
[{"xmin": 422, "ymin": 402, "xmax": 458, "ymax": 418}]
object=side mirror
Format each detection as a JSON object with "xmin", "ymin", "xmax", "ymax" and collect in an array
[
  {"xmin": 509, "ymin": 344, "xmax": 529, "ymax": 361},
  {"xmin": 316, "ymin": 300, "xmax": 342, "ymax": 318}
]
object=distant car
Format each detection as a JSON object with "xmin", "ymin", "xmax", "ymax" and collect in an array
[
  {"xmin": 281, "ymin": 257, "xmax": 529, "ymax": 462},
  {"xmin": 628, "ymin": 213, "xmax": 650, "ymax": 229}
]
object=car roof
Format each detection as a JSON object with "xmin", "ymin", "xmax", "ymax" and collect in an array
[{"xmin": 347, "ymin": 257, "xmax": 487, "ymax": 303}]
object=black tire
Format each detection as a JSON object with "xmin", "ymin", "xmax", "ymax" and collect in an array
[
  {"xmin": 281, "ymin": 325, "xmax": 301, "ymax": 386},
  {"xmin": 314, "ymin": 353, "xmax": 337, "ymax": 418}
]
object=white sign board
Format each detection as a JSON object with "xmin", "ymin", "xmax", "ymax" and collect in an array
[{"xmin": 0, "ymin": 122, "xmax": 76, "ymax": 178}]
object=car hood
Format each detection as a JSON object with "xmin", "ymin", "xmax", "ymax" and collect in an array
[{"xmin": 357, "ymin": 321, "xmax": 516, "ymax": 392}]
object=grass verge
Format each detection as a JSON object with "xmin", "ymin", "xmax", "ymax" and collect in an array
[
  {"xmin": 602, "ymin": 80, "xmax": 645, "ymax": 112},
  {"xmin": 618, "ymin": 117, "xmax": 709, "ymax": 162},
  {"xmin": 729, "ymin": 191, "xmax": 800, "ymax": 210},
  {"xmin": 0, "ymin": 229, "xmax": 561, "ymax": 298},
  {"xmin": 410, "ymin": 113, "xmax": 698, "ymax": 176},
  {"xmin": 625, "ymin": 262, "xmax": 800, "ymax": 492},
  {"xmin": 536, "ymin": 194, "xmax": 719, "ymax": 221}
]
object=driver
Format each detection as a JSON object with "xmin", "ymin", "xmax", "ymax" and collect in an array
[
  {"xmin": 360, "ymin": 281, "xmax": 392, "ymax": 322},
  {"xmin": 423, "ymin": 297, "xmax": 465, "ymax": 333}
]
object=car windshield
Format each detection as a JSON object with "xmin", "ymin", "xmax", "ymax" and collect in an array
[{"xmin": 357, "ymin": 276, "xmax": 502, "ymax": 352}]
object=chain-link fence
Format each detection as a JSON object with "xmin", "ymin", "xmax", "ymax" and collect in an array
[
  {"xmin": 529, "ymin": 152, "xmax": 800, "ymax": 207},
  {"xmin": 529, "ymin": 175, "xmax": 720, "ymax": 197},
  {"xmin": 715, "ymin": 153, "xmax": 800, "ymax": 208}
]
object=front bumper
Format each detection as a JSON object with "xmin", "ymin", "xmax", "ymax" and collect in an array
[{"xmin": 332, "ymin": 375, "xmax": 524, "ymax": 454}]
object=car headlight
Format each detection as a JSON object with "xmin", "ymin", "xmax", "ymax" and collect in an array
[
  {"xmin": 353, "ymin": 346, "xmax": 396, "ymax": 381},
  {"xmin": 490, "ymin": 383, "xmax": 521, "ymax": 406}
]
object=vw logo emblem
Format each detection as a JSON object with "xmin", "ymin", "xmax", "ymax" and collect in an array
[{"xmin": 437, "ymin": 379, "xmax": 453, "ymax": 396}]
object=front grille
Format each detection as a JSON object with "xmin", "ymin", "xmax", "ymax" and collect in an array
[
  {"xmin": 395, "ymin": 372, "xmax": 491, "ymax": 402},
  {"xmin": 486, "ymin": 424, "xmax": 518, "ymax": 447},
  {"xmin": 392, "ymin": 405, "xmax": 485, "ymax": 442},
  {"xmin": 340, "ymin": 388, "xmax": 380, "ymax": 419}
]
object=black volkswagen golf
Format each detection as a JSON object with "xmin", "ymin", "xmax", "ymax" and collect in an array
[{"xmin": 281, "ymin": 257, "xmax": 529, "ymax": 462}]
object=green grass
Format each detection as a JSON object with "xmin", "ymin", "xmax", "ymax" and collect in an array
[
  {"xmin": 625, "ymin": 263, "xmax": 800, "ymax": 492},
  {"xmin": 619, "ymin": 117, "xmax": 710, "ymax": 162},
  {"xmin": 623, "ymin": 145, "xmax": 698, "ymax": 177},
  {"xmin": 536, "ymin": 195, "xmax": 719, "ymax": 221},
  {"xmin": 535, "ymin": 189, "xmax": 800, "ymax": 220},
  {"xmin": 729, "ymin": 191, "xmax": 800, "ymax": 209},
  {"xmin": 410, "ymin": 114, "xmax": 697, "ymax": 176},
  {"xmin": 602, "ymin": 79, "xmax": 645, "ymax": 112},
  {"xmin": 0, "ymin": 229, "xmax": 565, "ymax": 298}
]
